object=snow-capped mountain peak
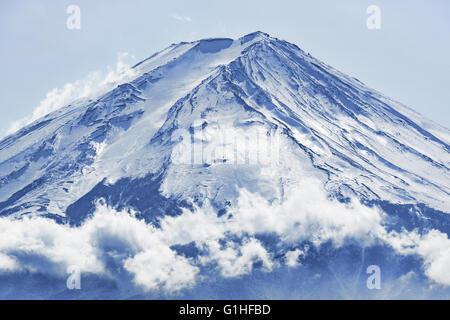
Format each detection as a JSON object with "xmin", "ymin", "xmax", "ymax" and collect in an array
[
  {"xmin": 1, "ymin": 31, "xmax": 450, "ymax": 299},
  {"xmin": 0, "ymin": 32, "xmax": 449, "ymax": 224}
]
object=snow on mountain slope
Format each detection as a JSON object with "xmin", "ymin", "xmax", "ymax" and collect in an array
[
  {"xmin": 0, "ymin": 34, "xmax": 271, "ymax": 220},
  {"xmin": 1, "ymin": 32, "xmax": 448, "ymax": 224},
  {"xmin": 0, "ymin": 31, "xmax": 450, "ymax": 299}
]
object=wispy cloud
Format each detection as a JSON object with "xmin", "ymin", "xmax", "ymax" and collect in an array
[
  {"xmin": 170, "ymin": 13, "xmax": 192, "ymax": 23},
  {"xmin": 2, "ymin": 52, "xmax": 138, "ymax": 139}
]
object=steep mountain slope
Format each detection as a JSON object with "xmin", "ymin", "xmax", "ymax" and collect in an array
[
  {"xmin": 0, "ymin": 32, "xmax": 448, "ymax": 226},
  {"xmin": 1, "ymin": 31, "xmax": 450, "ymax": 299}
]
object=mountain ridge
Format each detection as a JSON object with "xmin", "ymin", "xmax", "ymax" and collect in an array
[
  {"xmin": 0, "ymin": 31, "xmax": 450, "ymax": 299},
  {"xmin": 0, "ymin": 31, "xmax": 449, "ymax": 224}
]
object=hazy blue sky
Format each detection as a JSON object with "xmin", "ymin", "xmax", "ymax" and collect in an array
[{"xmin": 1, "ymin": 0, "xmax": 449, "ymax": 136}]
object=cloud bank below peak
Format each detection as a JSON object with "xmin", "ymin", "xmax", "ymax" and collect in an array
[{"xmin": 0, "ymin": 177, "xmax": 449, "ymax": 298}]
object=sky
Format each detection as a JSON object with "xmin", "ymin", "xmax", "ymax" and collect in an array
[{"xmin": 1, "ymin": 0, "xmax": 449, "ymax": 137}]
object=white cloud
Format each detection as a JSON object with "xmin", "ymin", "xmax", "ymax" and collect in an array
[
  {"xmin": 170, "ymin": 13, "xmax": 192, "ymax": 22},
  {"xmin": 3, "ymin": 52, "xmax": 138, "ymax": 138},
  {"xmin": 0, "ymin": 176, "xmax": 449, "ymax": 295},
  {"xmin": 124, "ymin": 249, "xmax": 198, "ymax": 292},
  {"xmin": 0, "ymin": 215, "xmax": 102, "ymax": 275},
  {"xmin": 0, "ymin": 205, "xmax": 197, "ymax": 293},
  {"xmin": 285, "ymin": 249, "xmax": 305, "ymax": 268},
  {"xmin": 0, "ymin": 253, "xmax": 19, "ymax": 272},
  {"xmin": 199, "ymin": 238, "xmax": 274, "ymax": 278},
  {"xmin": 228, "ymin": 179, "xmax": 386, "ymax": 247},
  {"xmin": 384, "ymin": 229, "xmax": 450, "ymax": 286}
]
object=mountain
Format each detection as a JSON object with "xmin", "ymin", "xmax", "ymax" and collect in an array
[{"xmin": 0, "ymin": 31, "xmax": 449, "ymax": 299}]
